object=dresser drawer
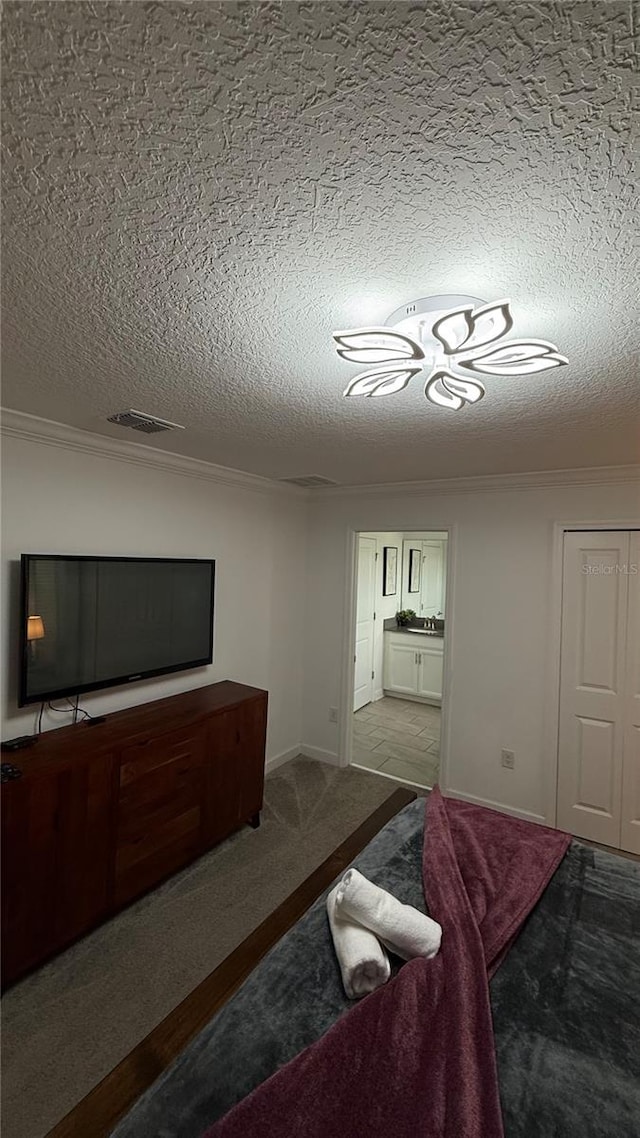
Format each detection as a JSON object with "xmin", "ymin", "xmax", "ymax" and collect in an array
[
  {"xmin": 119, "ymin": 724, "xmax": 205, "ymax": 788},
  {"xmin": 115, "ymin": 724, "xmax": 207, "ymax": 907}
]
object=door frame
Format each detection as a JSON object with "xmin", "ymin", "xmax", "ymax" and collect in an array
[
  {"xmin": 545, "ymin": 518, "xmax": 640, "ymax": 827},
  {"xmin": 353, "ymin": 535, "xmax": 377, "ymax": 711},
  {"xmin": 339, "ymin": 523, "xmax": 457, "ymax": 793}
]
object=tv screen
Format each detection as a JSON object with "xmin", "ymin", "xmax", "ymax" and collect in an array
[{"xmin": 19, "ymin": 555, "xmax": 215, "ymax": 706}]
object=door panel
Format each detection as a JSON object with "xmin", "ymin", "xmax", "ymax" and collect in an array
[
  {"xmin": 2, "ymin": 773, "xmax": 60, "ymax": 981},
  {"xmin": 557, "ymin": 532, "xmax": 629, "ymax": 845},
  {"xmin": 205, "ymin": 698, "xmax": 267, "ymax": 845},
  {"xmin": 576, "ymin": 547, "xmax": 624, "ymax": 692},
  {"xmin": 575, "ymin": 717, "xmax": 615, "ymax": 813},
  {"xmin": 54, "ymin": 756, "xmax": 115, "ymax": 943},
  {"xmin": 354, "ymin": 537, "xmax": 376, "ymax": 711},
  {"xmin": 1, "ymin": 753, "xmax": 114, "ymax": 985},
  {"xmin": 621, "ymin": 533, "xmax": 640, "ymax": 853}
]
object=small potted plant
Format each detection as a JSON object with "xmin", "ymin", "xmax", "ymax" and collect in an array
[{"xmin": 395, "ymin": 609, "xmax": 416, "ymax": 627}]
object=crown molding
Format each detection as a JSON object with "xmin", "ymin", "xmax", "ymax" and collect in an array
[
  {"xmin": 0, "ymin": 409, "xmax": 306, "ymax": 500},
  {"xmin": 309, "ymin": 464, "xmax": 640, "ymax": 499},
  {"xmin": 3, "ymin": 408, "xmax": 637, "ymax": 501}
]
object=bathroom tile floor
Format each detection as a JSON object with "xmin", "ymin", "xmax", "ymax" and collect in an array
[{"xmin": 351, "ymin": 696, "xmax": 440, "ymax": 790}]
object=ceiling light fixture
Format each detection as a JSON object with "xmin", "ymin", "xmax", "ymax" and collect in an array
[{"xmin": 333, "ymin": 295, "xmax": 568, "ymax": 411}]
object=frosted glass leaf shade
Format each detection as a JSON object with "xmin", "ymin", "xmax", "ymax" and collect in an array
[{"xmin": 333, "ymin": 295, "xmax": 568, "ymax": 411}]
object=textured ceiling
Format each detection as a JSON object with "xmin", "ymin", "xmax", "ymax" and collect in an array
[{"xmin": 2, "ymin": 0, "xmax": 639, "ymax": 486}]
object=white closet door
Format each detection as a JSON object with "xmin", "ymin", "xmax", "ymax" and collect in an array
[
  {"xmin": 557, "ymin": 532, "xmax": 630, "ymax": 845},
  {"xmin": 621, "ymin": 533, "xmax": 640, "ymax": 854}
]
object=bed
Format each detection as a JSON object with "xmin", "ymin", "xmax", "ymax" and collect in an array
[{"xmin": 47, "ymin": 787, "xmax": 640, "ymax": 1138}]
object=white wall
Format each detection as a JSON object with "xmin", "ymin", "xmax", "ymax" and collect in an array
[
  {"xmin": 303, "ymin": 475, "xmax": 640, "ymax": 821},
  {"xmin": 1, "ymin": 426, "xmax": 307, "ymax": 767},
  {"xmin": 4, "ymin": 420, "xmax": 638, "ymax": 824}
]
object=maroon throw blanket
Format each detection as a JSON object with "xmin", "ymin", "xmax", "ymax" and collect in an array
[{"xmin": 202, "ymin": 788, "xmax": 570, "ymax": 1138}]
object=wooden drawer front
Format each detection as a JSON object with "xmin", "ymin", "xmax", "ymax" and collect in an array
[
  {"xmin": 118, "ymin": 751, "xmax": 202, "ymax": 841},
  {"xmin": 115, "ymin": 725, "xmax": 206, "ymax": 908},
  {"xmin": 119, "ymin": 725, "xmax": 205, "ymax": 788}
]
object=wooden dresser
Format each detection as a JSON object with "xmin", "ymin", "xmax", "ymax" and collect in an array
[{"xmin": 1, "ymin": 681, "xmax": 268, "ymax": 988}]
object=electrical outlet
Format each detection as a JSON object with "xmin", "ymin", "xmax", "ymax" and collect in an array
[
  {"xmin": 329, "ymin": 707, "xmax": 338, "ymax": 723},
  {"xmin": 501, "ymin": 749, "xmax": 515, "ymax": 769}
]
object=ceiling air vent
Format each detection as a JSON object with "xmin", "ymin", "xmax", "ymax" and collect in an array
[
  {"xmin": 279, "ymin": 475, "xmax": 338, "ymax": 488},
  {"xmin": 107, "ymin": 409, "xmax": 185, "ymax": 435}
]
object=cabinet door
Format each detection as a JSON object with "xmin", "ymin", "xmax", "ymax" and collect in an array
[
  {"xmin": 384, "ymin": 641, "xmax": 420, "ymax": 695},
  {"xmin": 417, "ymin": 646, "xmax": 443, "ymax": 703},
  {"xmin": 204, "ymin": 697, "xmax": 268, "ymax": 847},
  {"xmin": 115, "ymin": 724, "xmax": 206, "ymax": 909},
  {"xmin": 1, "ymin": 752, "xmax": 114, "ymax": 987}
]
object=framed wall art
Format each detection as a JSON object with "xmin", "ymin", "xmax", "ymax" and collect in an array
[
  {"xmin": 408, "ymin": 547, "xmax": 422, "ymax": 593},
  {"xmin": 383, "ymin": 546, "xmax": 398, "ymax": 596}
]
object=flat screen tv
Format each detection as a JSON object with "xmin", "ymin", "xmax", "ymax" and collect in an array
[{"xmin": 19, "ymin": 555, "xmax": 215, "ymax": 707}]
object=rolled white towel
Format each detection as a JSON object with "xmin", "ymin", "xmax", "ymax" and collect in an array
[
  {"xmin": 335, "ymin": 868, "xmax": 442, "ymax": 962},
  {"xmin": 326, "ymin": 883, "xmax": 391, "ymax": 999}
]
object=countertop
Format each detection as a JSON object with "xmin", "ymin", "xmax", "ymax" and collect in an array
[{"xmin": 383, "ymin": 619, "xmax": 444, "ymax": 640}]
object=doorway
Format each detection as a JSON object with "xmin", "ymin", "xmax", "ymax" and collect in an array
[{"xmin": 348, "ymin": 531, "xmax": 449, "ymax": 791}]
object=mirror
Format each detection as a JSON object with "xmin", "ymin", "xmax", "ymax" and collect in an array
[{"xmin": 400, "ymin": 533, "xmax": 448, "ymax": 618}]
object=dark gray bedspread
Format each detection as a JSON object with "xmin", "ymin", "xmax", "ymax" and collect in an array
[{"xmin": 112, "ymin": 800, "xmax": 640, "ymax": 1138}]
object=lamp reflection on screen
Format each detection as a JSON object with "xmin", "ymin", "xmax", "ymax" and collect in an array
[{"xmin": 27, "ymin": 615, "xmax": 45, "ymax": 660}]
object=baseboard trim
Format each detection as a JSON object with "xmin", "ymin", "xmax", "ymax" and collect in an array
[
  {"xmin": 265, "ymin": 746, "xmax": 302, "ymax": 775},
  {"xmin": 445, "ymin": 788, "xmax": 547, "ymax": 826},
  {"xmin": 299, "ymin": 745, "xmax": 341, "ymax": 766}
]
